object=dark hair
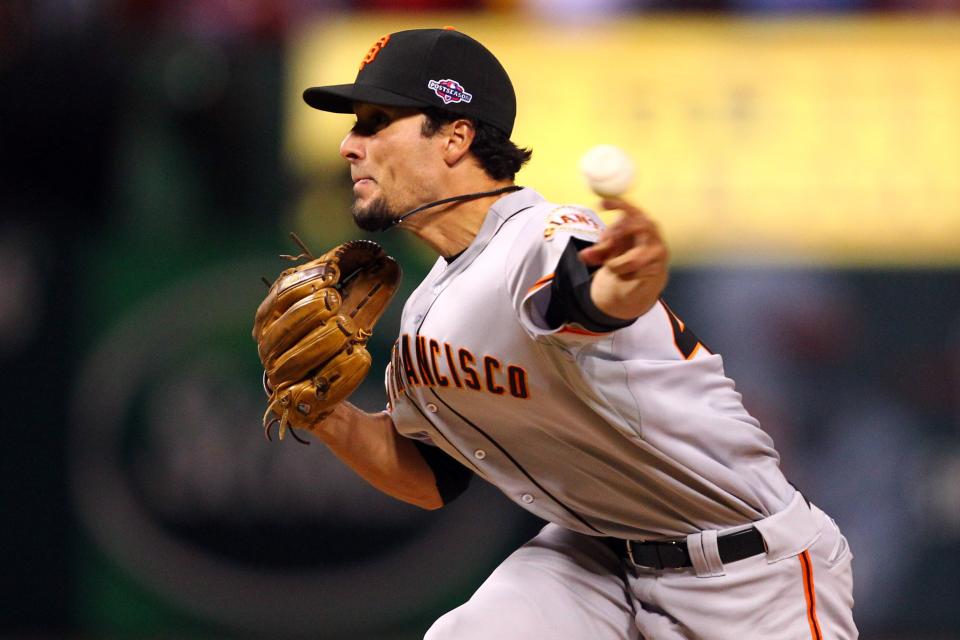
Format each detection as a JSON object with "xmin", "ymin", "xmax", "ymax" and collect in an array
[{"xmin": 420, "ymin": 107, "xmax": 532, "ymax": 181}]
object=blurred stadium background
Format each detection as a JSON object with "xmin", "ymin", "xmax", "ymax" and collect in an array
[{"xmin": 2, "ymin": 0, "xmax": 959, "ymax": 638}]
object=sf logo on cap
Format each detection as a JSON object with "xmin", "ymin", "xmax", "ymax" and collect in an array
[
  {"xmin": 359, "ymin": 34, "xmax": 390, "ymax": 70},
  {"xmin": 427, "ymin": 79, "xmax": 473, "ymax": 105}
]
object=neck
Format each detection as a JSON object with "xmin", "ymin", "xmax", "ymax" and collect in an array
[{"xmin": 400, "ymin": 181, "xmax": 516, "ymax": 258}]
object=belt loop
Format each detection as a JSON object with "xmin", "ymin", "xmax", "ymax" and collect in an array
[
  {"xmin": 686, "ymin": 530, "xmax": 725, "ymax": 577},
  {"xmin": 703, "ymin": 530, "xmax": 725, "ymax": 576},
  {"xmin": 686, "ymin": 532, "xmax": 710, "ymax": 577},
  {"xmin": 752, "ymin": 491, "xmax": 822, "ymax": 563}
]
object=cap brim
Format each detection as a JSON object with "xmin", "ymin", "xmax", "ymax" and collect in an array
[{"xmin": 303, "ymin": 83, "xmax": 430, "ymax": 113}]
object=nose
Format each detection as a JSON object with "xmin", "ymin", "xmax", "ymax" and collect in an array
[{"xmin": 339, "ymin": 131, "xmax": 364, "ymax": 162}]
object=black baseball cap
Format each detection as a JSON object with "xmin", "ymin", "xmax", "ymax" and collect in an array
[{"xmin": 303, "ymin": 28, "xmax": 517, "ymax": 137}]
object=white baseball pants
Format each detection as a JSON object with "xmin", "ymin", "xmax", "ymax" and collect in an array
[{"xmin": 425, "ymin": 494, "xmax": 856, "ymax": 639}]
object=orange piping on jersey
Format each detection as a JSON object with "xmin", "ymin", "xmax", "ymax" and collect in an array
[
  {"xmin": 559, "ymin": 325, "xmax": 608, "ymax": 337},
  {"xmin": 527, "ymin": 273, "xmax": 555, "ymax": 295},
  {"xmin": 799, "ymin": 550, "xmax": 823, "ymax": 640},
  {"xmin": 660, "ymin": 299, "xmax": 706, "ymax": 360},
  {"xmin": 660, "ymin": 300, "xmax": 683, "ymax": 331}
]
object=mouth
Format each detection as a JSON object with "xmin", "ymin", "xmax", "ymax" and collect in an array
[{"xmin": 352, "ymin": 176, "xmax": 375, "ymax": 189}]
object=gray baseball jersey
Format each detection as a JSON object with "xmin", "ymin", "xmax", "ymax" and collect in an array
[{"xmin": 385, "ymin": 187, "xmax": 795, "ymax": 540}]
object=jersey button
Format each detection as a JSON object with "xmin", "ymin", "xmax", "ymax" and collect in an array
[
  {"xmin": 414, "ymin": 314, "xmax": 423, "ymax": 323},
  {"xmin": 473, "ymin": 449, "xmax": 486, "ymax": 460},
  {"xmin": 425, "ymin": 403, "xmax": 438, "ymax": 412},
  {"xmin": 521, "ymin": 493, "xmax": 534, "ymax": 504}
]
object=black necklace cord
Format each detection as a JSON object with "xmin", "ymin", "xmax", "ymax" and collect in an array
[{"xmin": 383, "ymin": 185, "xmax": 523, "ymax": 231}]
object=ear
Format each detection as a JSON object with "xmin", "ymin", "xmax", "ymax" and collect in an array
[{"xmin": 441, "ymin": 119, "xmax": 476, "ymax": 166}]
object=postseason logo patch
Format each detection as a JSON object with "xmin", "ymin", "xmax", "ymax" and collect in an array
[
  {"xmin": 543, "ymin": 206, "xmax": 603, "ymax": 240},
  {"xmin": 427, "ymin": 79, "xmax": 473, "ymax": 105}
]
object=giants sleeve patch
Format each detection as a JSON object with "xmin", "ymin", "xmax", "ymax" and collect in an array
[{"xmin": 543, "ymin": 206, "xmax": 603, "ymax": 241}]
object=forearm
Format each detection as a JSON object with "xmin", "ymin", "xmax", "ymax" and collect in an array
[
  {"xmin": 304, "ymin": 402, "xmax": 444, "ymax": 510},
  {"xmin": 589, "ymin": 267, "xmax": 667, "ymax": 320}
]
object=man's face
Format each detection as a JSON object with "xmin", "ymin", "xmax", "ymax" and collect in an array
[{"xmin": 339, "ymin": 102, "xmax": 446, "ymax": 231}]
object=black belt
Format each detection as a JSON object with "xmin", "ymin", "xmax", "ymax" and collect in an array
[{"xmin": 601, "ymin": 527, "xmax": 766, "ymax": 570}]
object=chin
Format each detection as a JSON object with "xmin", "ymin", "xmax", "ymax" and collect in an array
[{"xmin": 351, "ymin": 196, "xmax": 399, "ymax": 232}]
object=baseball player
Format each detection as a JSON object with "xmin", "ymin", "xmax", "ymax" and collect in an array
[{"xmin": 298, "ymin": 28, "xmax": 857, "ymax": 639}]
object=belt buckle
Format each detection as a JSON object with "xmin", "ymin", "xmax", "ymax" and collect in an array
[{"xmin": 624, "ymin": 540, "xmax": 660, "ymax": 569}]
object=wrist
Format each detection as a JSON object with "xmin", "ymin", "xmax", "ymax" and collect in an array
[{"xmin": 589, "ymin": 270, "xmax": 663, "ymax": 320}]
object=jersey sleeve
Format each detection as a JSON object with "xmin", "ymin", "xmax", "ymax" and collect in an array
[
  {"xmin": 544, "ymin": 237, "xmax": 638, "ymax": 333},
  {"xmin": 411, "ymin": 440, "xmax": 474, "ymax": 505},
  {"xmin": 507, "ymin": 204, "xmax": 627, "ymax": 341}
]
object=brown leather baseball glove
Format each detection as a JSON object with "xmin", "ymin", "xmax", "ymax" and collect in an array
[{"xmin": 253, "ymin": 238, "xmax": 401, "ymax": 443}]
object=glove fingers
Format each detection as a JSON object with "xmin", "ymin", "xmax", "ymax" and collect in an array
[
  {"xmin": 309, "ymin": 346, "xmax": 373, "ymax": 410},
  {"xmin": 273, "ymin": 261, "xmax": 339, "ymax": 311},
  {"xmin": 253, "ymin": 286, "xmax": 280, "ymax": 340},
  {"xmin": 263, "ymin": 380, "xmax": 323, "ymax": 437},
  {"xmin": 258, "ymin": 288, "xmax": 342, "ymax": 364},
  {"xmin": 339, "ymin": 256, "xmax": 402, "ymax": 331},
  {"xmin": 266, "ymin": 314, "xmax": 360, "ymax": 386},
  {"xmin": 265, "ymin": 348, "xmax": 372, "ymax": 432},
  {"xmin": 254, "ymin": 259, "xmax": 340, "ymax": 337}
]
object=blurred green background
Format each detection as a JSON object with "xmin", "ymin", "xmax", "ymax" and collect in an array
[{"xmin": 2, "ymin": 1, "xmax": 959, "ymax": 638}]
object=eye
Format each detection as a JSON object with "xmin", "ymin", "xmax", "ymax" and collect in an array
[{"xmin": 351, "ymin": 111, "xmax": 391, "ymax": 136}]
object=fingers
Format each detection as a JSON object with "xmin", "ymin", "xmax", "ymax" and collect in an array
[
  {"xmin": 602, "ymin": 242, "xmax": 668, "ymax": 278},
  {"xmin": 599, "ymin": 197, "xmax": 637, "ymax": 214},
  {"xmin": 603, "ymin": 200, "xmax": 661, "ymax": 244},
  {"xmin": 578, "ymin": 202, "xmax": 663, "ymax": 267},
  {"xmin": 579, "ymin": 230, "xmax": 633, "ymax": 265}
]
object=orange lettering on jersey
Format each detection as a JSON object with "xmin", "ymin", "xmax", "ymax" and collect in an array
[
  {"xmin": 483, "ymin": 356, "xmax": 506, "ymax": 395},
  {"xmin": 444, "ymin": 342, "xmax": 463, "ymax": 388},
  {"xmin": 458, "ymin": 348, "xmax": 481, "ymax": 390},
  {"xmin": 507, "ymin": 365, "xmax": 529, "ymax": 399},
  {"xmin": 359, "ymin": 34, "xmax": 390, "ymax": 70},
  {"xmin": 395, "ymin": 334, "xmax": 532, "ymax": 400},
  {"xmin": 415, "ymin": 335, "xmax": 436, "ymax": 386},
  {"xmin": 400, "ymin": 334, "xmax": 420, "ymax": 387},
  {"xmin": 544, "ymin": 206, "xmax": 603, "ymax": 241},
  {"xmin": 390, "ymin": 341, "xmax": 406, "ymax": 394},
  {"xmin": 429, "ymin": 339, "xmax": 449, "ymax": 387}
]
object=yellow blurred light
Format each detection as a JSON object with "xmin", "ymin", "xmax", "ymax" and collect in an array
[{"xmin": 285, "ymin": 15, "xmax": 960, "ymax": 266}]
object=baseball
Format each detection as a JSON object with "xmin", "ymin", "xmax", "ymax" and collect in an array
[{"xmin": 578, "ymin": 144, "xmax": 635, "ymax": 197}]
